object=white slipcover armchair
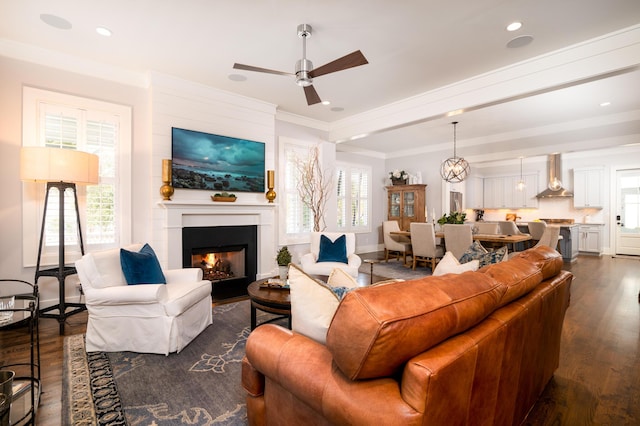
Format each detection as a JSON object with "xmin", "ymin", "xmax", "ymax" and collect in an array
[
  {"xmin": 75, "ymin": 244, "xmax": 213, "ymax": 355},
  {"xmin": 300, "ymin": 232, "xmax": 362, "ymax": 277}
]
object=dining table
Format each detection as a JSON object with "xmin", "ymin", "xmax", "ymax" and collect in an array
[{"xmin": 390, "ymin": 230, "xmax": 532, "ymax": 253}]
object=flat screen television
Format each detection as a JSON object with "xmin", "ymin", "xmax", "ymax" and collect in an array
[{"xmin": 171, "ymin": 127, "xmax": 265, "ymax": 193}]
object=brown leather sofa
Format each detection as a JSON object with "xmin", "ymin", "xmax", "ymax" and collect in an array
[{"xmin": 242, "ymin": 246, "xmax": 572, "ymax": 425}]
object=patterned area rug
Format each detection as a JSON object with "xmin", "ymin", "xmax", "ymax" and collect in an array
[
  {"xmin": 360, "ymin": 258, "xmax": 433, "ymax": 281},
  {"xmin": 63, "ymin": 300, "xmax": 283, "ymax": 425}
]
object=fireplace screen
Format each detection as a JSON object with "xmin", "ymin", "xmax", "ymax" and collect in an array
[{"xmin": 192, "ymin": 246, "xmax": 246, "ymax": 282}]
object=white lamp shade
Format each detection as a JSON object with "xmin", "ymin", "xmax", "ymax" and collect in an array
[{"xmin": 21, "ymin": 147, "xmax": 99, "ymax": 184}]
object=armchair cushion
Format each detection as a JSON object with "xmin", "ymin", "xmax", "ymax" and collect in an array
[
  {"xmin": 317, "ymin": 234, "xmax": 348, "ymax": 264},
  {"xmin": 120, "ymin": 243, "xmax": 167, "ymax": 285}
]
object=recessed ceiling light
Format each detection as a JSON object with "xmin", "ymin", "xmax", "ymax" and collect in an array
[
  {"xmin": 321, "ymin": 100, "xmax": 331, "ymax": 105},
  {"xmin": 506, "ymin": 35, "xmax": 534, "ymax": 48},
  {"xmin": 40, "ymin": 14, "xmax": 72, "ymax": 30},
  {"xmin": 330, "ymin": 107, "xmax": 344, "ymax": 112},
  {"xmin": 506, "ymin": 22, "xmax": 522, "ymax": 32},
  {"xmin": 96, "ymin": 26, "xmax": 112, "ymax": 37},
  {"xmin": 228, "ymin": 74, "xmax": 247, "ymax": 82},
  {"xmin": 600, "ymin": 101, "xmax": 611, "ymax": 107}
]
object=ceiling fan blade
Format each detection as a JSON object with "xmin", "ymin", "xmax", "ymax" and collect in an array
[
  {"xmin": 233, "ymin": 63, "xmax": 293, "ymax": 77},
  {"xmin": 308, "ymin": 50, "xmax": 368, "ymax": 78},
  {"xmin": 303, "ymin": 85, "xmax": 322, "ymax": 105}
]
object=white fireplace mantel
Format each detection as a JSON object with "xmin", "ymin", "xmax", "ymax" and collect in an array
[{"xmin": 157, "ymin": 201, "xmax": 277, "ymax": 277}]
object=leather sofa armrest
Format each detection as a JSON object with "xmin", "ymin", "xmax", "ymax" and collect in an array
[
  {"xmin": 164, "ymin": 268, "xmax": 203, "ymax": 283},
  {"xmin": 84, "ymin": 283, "xmax": 167, "ymax": 305}
]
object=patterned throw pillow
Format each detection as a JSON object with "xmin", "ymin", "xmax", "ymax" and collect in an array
[
  {"xmin": 459, "ymin": 240, "xmax": 488, "ymax": 264},
  {"xmin": 476, "ymin": 246, "xmax": 508, "ymax": 267}
]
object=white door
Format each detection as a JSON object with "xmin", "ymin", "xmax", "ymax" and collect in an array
[{"xmin": 615, "ymin": 169, "xmax": 640, "ymax": 256}]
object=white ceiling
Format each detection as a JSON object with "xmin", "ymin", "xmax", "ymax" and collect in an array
[{"xmin": 2, "ymin": 0, "xmax": 640, "ymax": 160}]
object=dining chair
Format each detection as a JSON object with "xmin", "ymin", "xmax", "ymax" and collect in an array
[
  {"xmin": 535, "ymin": 226, "xmax": 561, "ymax": 251},
  {"xmin": 409, "ymin": 222, "xmax": 444, "ymax": 271},
  {"xmin": 382, "ymin": 221, "xmax": 412, "ymax": 264},
  {"xmin": 498, "ymin": 221, "xmax": 527, "ymax": 236},
  {"xmin": 442, "ymin": 224, "xmax": 473, "ymax": 260},
  {"xmin": 474, "ymin": 222, "xmax": 500, "ymax": 234},
  {"xmin": 527, "ymin": 221, "xmax": 547, "ymax": 245}
]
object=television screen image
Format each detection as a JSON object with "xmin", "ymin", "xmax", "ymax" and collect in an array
[{"xmin": 171, "ymin": 127, "xmax": 265, "ymax": 193}]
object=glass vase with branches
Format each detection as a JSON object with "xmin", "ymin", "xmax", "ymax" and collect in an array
[{"xmin": 294, "ymin": 145, "xmax": 333, "ymax": 232}]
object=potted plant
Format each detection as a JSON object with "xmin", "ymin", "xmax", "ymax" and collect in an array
[
  {"xmin": 437, "ymin": 211, "xmax": 467, "ymax": 225},
  {"xmin": 276, "ymin": 246, "xmax": 292, "ymax": 279},
  {"xmin": 389, "ymin": 169, "xmax": 409, "ymax": 185}
]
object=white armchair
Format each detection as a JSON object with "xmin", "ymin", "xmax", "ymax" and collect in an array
[
  {"xmin": 75, "ymin": 243, "xmax": 212, "ymax": 355},
  {"xmin": 300, "ymin": 232, "xmax": 362, "ymax": 277}
]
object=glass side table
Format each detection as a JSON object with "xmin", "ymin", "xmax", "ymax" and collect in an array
[{"xmin": 0, "ymin": 280, "xmax": 41, "ymax": 426}]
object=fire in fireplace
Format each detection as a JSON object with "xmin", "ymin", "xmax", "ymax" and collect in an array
[
  {"xmin": 182, "ymin": 225, "xmax": 257, "ymax": 301},
  {"xmin": 192, "ymin": 245, "xmax": 246, "ymax": 282}
]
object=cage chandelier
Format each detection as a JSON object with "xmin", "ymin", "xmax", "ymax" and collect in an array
[{"xmin": 440, "ymin": 121, "xmax": 470, "ymax": 183}]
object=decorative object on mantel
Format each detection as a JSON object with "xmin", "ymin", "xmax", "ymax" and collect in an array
[
  {"xmin": 276, "ymin": 246, "xmax": 292, "ymax": 279},
  {"xmin": 265, "ymin": 170, "xmax": 276, "ymax": 203},
  {"xmin": 389, "ymin": 169, "xmax": 409, "ymax": 185},
  {"xmin": 160, "ymin": 159, "xmax": 174, "ymax": 201},
  {"xmin": 440, "ymin": 121, "xmax": 470, "ymax": 183},
  {"xmin": 211, "ymin": 192, "xmax": 237, "ymax": 202},
  {"xmin": 437, "ymin": 211, "xmax": 467, "ymax": 225}
]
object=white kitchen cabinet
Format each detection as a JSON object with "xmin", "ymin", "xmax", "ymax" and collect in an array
[
  {"xmin": 465, "ymin": 176, "xmax": 484, "ymax": 209},
  {"xmin": 483, "ymin": 173, "xmax": 538, "ymax": 209},
  {"xmin": 578, "ymin": 224, "xmax": 603, "ymax": 255},
  {"xmin": 573, "ymin": 167, "xmax": 604, "ymax": 208}
]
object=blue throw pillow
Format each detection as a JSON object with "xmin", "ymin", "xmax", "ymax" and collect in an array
[
  {"xmin": 317, "ymin": 234, "xmax": 348, "ymax": 264},
  {"xmin": 120, "ymin": 243, "xmax": 167, "ymax": 285}
]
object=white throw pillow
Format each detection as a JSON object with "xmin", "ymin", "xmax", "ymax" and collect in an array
[
  {"xmin": 327, "ymin": 267, "xmax": 359, "ymax": 288},
  {"xmin": 433, "ymin": 251, "xmax": 480, "ymax": 276},
  {"xmin": 289, "ymin": 264, "xmax": 352, "ymax": 344}
]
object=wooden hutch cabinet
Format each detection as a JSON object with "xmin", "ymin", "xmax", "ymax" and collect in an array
[{"xmin": 386, "ymin": 184, "xmax": 427, "ymax": 231}]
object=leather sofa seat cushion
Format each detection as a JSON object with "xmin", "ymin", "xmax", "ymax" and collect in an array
[{"xmin": 326, "ymin": 272, "xmax": 507, "ymax": 380}]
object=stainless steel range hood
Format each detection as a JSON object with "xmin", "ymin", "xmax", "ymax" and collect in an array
[{"xmin": 536, "ymin": 154, "xmax": 573, "ymax": 198}]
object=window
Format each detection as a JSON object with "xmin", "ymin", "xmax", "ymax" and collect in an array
[
  {"xmin": 22, "ymin": 87, "xmax": 132, "ymax": 267},
  {"xmin": 336, "ymin": 162, "xmax": 371, "ymax": 232}
]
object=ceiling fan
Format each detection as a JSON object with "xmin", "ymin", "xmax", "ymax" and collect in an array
[{"xmin": 233, "ymin": 24, "xmax": 368, "ymax": 106}]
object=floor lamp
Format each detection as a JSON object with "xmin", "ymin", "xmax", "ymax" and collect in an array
[{"xmin": 21, "ymin": 147, "xmax": 99, "ymax": 335}]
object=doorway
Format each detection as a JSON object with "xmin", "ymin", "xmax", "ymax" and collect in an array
[{"xmin": 615, "ymin": 169, "xmax": 640, "ymax": 256}]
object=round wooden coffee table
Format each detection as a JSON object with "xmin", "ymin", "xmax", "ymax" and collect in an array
[{"xmin": 247, "ymin": 279, "xmax": 291, "ymax": 330}]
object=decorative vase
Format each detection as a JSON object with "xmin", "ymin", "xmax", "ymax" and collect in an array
[
  {"xmin": 391, "ymin": 178, "xmax": 407, "ymax": 185},
  {"xmin": 278, "ymin": 265, "xmax": 288, "ymax": 280}
]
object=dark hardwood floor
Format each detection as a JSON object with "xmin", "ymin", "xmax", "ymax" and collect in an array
[{"xmin": 1, "ymin": 254, "xmax": 638, "ymax": 425}]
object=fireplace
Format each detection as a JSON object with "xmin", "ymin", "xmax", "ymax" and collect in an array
[{"xmin": 182, "ymin": 225, "xmax": 257, "ymax": 301}]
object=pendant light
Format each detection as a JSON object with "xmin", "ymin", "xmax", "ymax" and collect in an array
[
  {"xmin": 516, "ymin": 156, "xmax": 526, "ymax": 191},
  {"xmin": 440, "ymin": 121, "xmax": 470, "ymax": 183}
]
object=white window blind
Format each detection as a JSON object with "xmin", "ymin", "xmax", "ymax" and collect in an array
[
  {"xmin": 337, "ymin": 162, "xmax": 371, "ymax": 232},
  {"xmin": 22, "ymin": 87, "xmax": 132, "ymax": 267}
]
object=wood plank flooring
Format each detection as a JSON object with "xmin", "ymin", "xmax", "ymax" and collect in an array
[{"xmin": 1, "ymin": 254, "xmax": 638, "ymax": 425}]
